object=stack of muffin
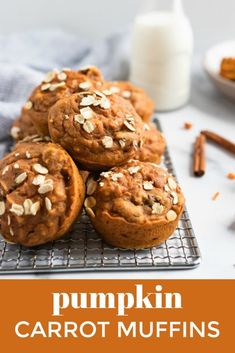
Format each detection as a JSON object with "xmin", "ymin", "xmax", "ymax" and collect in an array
[{"xmin": 0, "ymin": 66, "xmax": 185, "ymax": 249}]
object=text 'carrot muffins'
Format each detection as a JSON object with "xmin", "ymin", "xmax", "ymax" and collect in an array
[
  {"xmin": 0, "ymin": 142, "xmax": 85, "ymax": 246},
  {"xmin": 84, "ymin": 160, "xmax": 185, "ymax": 249},
  {"xmin": 26, "ymin": 66, "xmax": 104, "ymax": 136},
  {"xmin": 103, "ymin": 81, "xmax": 154, "ymax": 122},
  {"xmin": 48, "ymin": 91, "xmax": 144, "ymax": 171}
]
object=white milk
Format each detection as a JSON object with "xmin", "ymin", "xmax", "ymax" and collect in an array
[{"xmin": 130, "ymin": 7, "xmax": 193, "ymax": 111}]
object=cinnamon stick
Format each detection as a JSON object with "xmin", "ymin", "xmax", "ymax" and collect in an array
[
  {"xmin": 193, "ymin": 133, "xmax": 206, "ymax": 177},
  {"xmin": 201, "ymin": 130, "xmax": 235, "ymax": 154}
]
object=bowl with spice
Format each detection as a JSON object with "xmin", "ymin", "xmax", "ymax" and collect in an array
[{"xmin": 204, "ymin": 40, "xmax": 235, "ymax": 101}]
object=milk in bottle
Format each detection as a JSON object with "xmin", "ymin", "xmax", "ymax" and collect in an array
[{"xmin": 130, "ymin": 0, "xmax": 193, "ymax": 111}]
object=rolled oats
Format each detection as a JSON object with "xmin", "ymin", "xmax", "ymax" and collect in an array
[
  {"xmin": 41, "ymin": 83, "xmax": 51, "ymax": 91},
  {"xmin": 57, "ymin": 72, "xmax": 67, "ymax": 81},
  {"xmin": 25, "ymin": 151, "xmax": 31, "ymax": 159},
  {"xmin": 45, "ymin": 197, "xmax": 52, "ymax": 211},
  {"xmin": 84, "ymin": 196, "xmax": 96, "ymax": 209},
  {"xmin": 23, "ymin": 199, "xmax": 33, "ymax": 215},
  {"xmin": 166, "ymin": 210, "xmax": 177, "ymax": 221},
  {"xmin": 10, "ymin": 203, "xmax": 24, "ymax": 216},
  {"xmin": 31, "ymin": 201, "xmax": 41, "ymax": 216},
  {"xmin": 171, "ymin": 191, "xmax": 178, "ymax": 205},
  {"xmin": 38, "ymin": 179, "xmax": 54, "ymax": 194},
  {"xmin": 119, "ymin": 139, "xmax": 126, "ymax": 149},
  {"xmin": 24, "ymin": 101, "xmax": 33, "ymax": 110},
  {"xmin": 124, "ymin": 120, "xmax": 136, "ymax": 132},
  {"xmin": 86, "ymin": 207, "xmax": 95, "ymax": 218},
  {"xmin": 80, "ymin": 107, "xmax": 93, "ymax": 119},
  {"xmin": 0, "ymin": 201, "xmax": 5, "ymax": 216},
  {"xmin": 102, "ymin": 136, "xmax": 113, "ymax": 149},
  {"xmin": 15, "ymin": 172, "xmax": 27, "ymax": 185},
  {"xmin": 49, "ymin": 82, "xmax": 66, "ymax": 91},
  {"xmin": 152, "ymin": 202, "xmax": 164, "ymax": 214},
  {"xmin": 79, "ymin": 81, "xmax": 92, "ymax": 90},
  {"xmin": 80, "ymin": 95, "xmax": 96, "ymax": 106},
  {"xmin": 112, "ymin": 173, "xmax": 124, "ymax": 181},
  {"xmin": 168, "ymin": 177, "xmax": 177, "ymax": 190},
  {"xmin": 10, "ymin": 126, "xmax": 21, "ymax": 139},
  {"xmin": 100, "ymin": 97, "xmax": 111, "ymax": 109},
  {"xmin": 122, "ymin": 90, "xmax": 131, "ymax": 98},
  {"xmin": 143, "ymin": 124, "xmax": 150, "ymax": 131},
  {"xmin": 143, "ymin": 181, "xmax": 154, "ymax": 190},
  {"xmin": 2, "ymin": 166, "xmax": 9, "ymax": 175},
  {"xmin": 86, "ymin": 178, "xmax": 97, "ymax": 196},
  {"xmin": 33, "ymin": 164, "xmax": 48, "ymax": 175},
  {"xmin": 32, "ymin": 174, "xmax": 46, "ymax": 186},
  {"xmin": 74, "ymin": 114, "xmax": 85, "ymax": 124},
  {"xmin": 43, "ymin": 71, "xmax": 55, "ymax": 83},
  {"xmin": 128, "ymin": 166, "xmax": 140, "ymax": 175},
  {"xmin": 83, "ymin": 121, "xmax": 95, "ymax": 133}
]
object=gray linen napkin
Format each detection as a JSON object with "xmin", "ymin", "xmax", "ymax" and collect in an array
[{"xmin": 0, "ymin": 28, "xmax": 130, "ymax": 156}]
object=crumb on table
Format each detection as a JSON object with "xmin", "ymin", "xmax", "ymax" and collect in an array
[
  {"xmin": 212, "ymin": 192, "xmax": 220, "ymax": 201},
  {"xmin": 227, "ymin": 172, "xmax": 235, "ymax": 180},
  {"xmin": 184, "ymin": 122, "xmax": 193, "ymax": 130}
]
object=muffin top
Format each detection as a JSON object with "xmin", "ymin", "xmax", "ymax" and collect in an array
[
  {"xmin": 48, "ymin": 91, "xmax": 144, "ymax": 170},
  {"xmin": 84, "ymin": 160, "xmax": 184, "ymax": 224},
  {"xmin": 0, "ymin": 142, "xmax": 83, "ymax": 246},
  {"xmin": 26, "ymin": 66, "xmax": 104, "ymax": 135},
  {"xmin": 136, "ymin": 123, "xmax": 166, "ymax": 163},
  {"xmin": 102, "ymin": 81, "xmax": 154, "ymax": 122}
]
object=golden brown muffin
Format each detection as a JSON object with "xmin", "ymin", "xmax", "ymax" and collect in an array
[
  {"xmin": 26, "ymin": 66, "xmax": 104, "ymax": 136},
  {"xmin": 48, "ymin": 91, "xmax": 144, "ymax": 171},
  {"xmin": 136, "ymin": 123, "xmax": 166, "ymax": 164},
  {"xmin": 220, "ymin": 58, "xmax": 235, "ymax": 80},
  {"xmin": 84, "ymin": 160, "xmax": 185, "ymax": 249},
  {"xmin": 102, "ymin": 81, "xmax": 154, "ymax": 122},
  {"xmin": 10, "ymin": 111, "xmax": 38, "ymax": 141},
  {"xmin": 0, "ymin": 142, "xmax": 85, "ymax": 247}
]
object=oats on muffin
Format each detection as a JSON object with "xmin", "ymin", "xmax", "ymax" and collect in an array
[
  {"xmin": 26, "ymin": 66, "xmax": 104, "ymax": 136},
  {"xmin": 48, "ymin": 91, "xmax": 144, "ymax": 171},
  {"xmin": 84, "ymin": 160, "xmax": 185, "ymax": 249},
  {"xmin": 0, "ymin": 142, "xmax": 85, "ymax": 246}
]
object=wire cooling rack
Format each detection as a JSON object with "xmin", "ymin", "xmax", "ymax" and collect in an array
[{"xmin": 0, "ymin": 118, "xmax": 201, "ymax": 274}]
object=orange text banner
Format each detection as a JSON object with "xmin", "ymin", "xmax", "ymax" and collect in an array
[{"xmin": 0, "ymin": 279, "xmax": 234, "ymax": 353}]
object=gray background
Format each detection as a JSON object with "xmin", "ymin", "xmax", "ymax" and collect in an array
[{"xmin": 0, "ymin": 0, "xmax": 234, "ymax": 53}]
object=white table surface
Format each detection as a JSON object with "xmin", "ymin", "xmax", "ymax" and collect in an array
[{"xmin": 3, "ymin": 58, "xmax": 235, "ymax": 279}]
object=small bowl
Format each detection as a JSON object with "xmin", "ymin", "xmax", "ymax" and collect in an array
[{"xmin": 204, "ymin": 40, "xmax": 235, "ymax": 101}]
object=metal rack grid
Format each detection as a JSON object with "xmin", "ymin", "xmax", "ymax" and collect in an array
[{"xmin": 0, "ymin": 119, "xmax": 201, "ymax": 274}]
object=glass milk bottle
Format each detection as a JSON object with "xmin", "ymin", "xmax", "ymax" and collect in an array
[{"xmin": 130, "ymin": 0, "xmax": 193, "ymax": 111}]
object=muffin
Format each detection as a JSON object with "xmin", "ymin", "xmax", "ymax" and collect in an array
[
  {"xmin": 84, "ymin": 160, "xmax": 185, "ymax": 249},
  {"xmin": 0, "ymin": 142, "xmax": 85, "ymax": 246},
  {"xmin": 10, "ymin": 111, "xmax": 38, "ymax": 141},
  {"xmin": 136, "ymin": 123, "xmax": 166, "ymax": 164},
  {"xmin": 27, "ymin": 66, "xmax": 104, "ymax": 136},
  {"xmin": 48, "ymin": 91, "xmax": 144, "ymax": 171},
  {"xmin": 102, "ymin": 81, "xmax": 154, "ymax": 122}
]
